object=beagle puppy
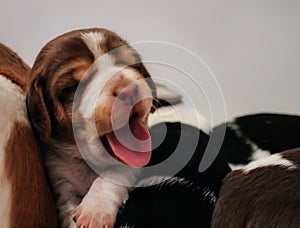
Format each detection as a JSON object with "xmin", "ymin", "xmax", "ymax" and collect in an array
[
  {"xmin": 212, "ymin": 148, "xmax": 300, "ymax": 227},
  {"xmin": 0, "ymin": 43, "xmax": 57, "ymax": 227},
  {"xmin": 27, "ymin": 28, "xmax": 156, "ymax": 227}
]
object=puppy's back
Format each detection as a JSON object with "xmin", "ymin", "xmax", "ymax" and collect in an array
[
  {"xmin": 212, "ymin": 148, "xmax": 300, "ymax": 227},
  {"xmin": 0, "ymin": 43, "xmax": 57, "ymax": 227}
]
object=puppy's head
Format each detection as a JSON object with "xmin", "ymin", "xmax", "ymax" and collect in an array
[{"xmin": 27, "ymin": 28, "xmax": 157, "ymax": 167}]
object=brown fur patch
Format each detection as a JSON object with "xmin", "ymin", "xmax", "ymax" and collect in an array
[
  {"xmin": 1, "ymin": 42, "xmax": 57, "ymax": 226},
  {"xmin": 212, "ymin": 149, "xmax": 300, "ymax": 227},
  {"xmin": 5, "ymin": 122, "xmax": 57, "ymax": 228},
  {"xmin": 27, "ymin": 28, "xmax": 157, "ymax": 143},
  {"xmin": 0, "ymin": 43, "xmax": 30, "ymax": 91}
]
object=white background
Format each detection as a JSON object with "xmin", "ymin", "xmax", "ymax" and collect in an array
[{"xmin": 1, "ymin": 0, "xmax": 299, "ymax": 124}]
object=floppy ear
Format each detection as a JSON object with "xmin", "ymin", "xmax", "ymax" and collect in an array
[{"xmin": 27, "ymin": 77, "xmax": 51, "ymax": 142}]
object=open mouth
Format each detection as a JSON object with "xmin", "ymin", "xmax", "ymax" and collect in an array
[{"xmin": 100, "ymin": 117, "xmax": 152, "ymax": 167}]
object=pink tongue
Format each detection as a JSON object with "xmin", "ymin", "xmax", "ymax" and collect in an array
[{"xmin": 106, "ymin": 120, "xmax": 151, "ymax": 167}]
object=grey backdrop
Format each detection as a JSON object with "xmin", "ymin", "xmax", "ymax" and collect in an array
[{"xmin": 1, "ymin": 0, "xmax": 299, "ymax": 124}]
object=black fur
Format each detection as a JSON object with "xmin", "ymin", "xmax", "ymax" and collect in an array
[
  {"xmin": 215, "ymin": 113, "xmax": 300, "ymax": 165},
  {"xmin": 116, "ymin": 122, "xmax": 231, "ymax": 227},
  {"xmin": 115, "ymin": 113, "xmax": 300, "ymax": 227}
]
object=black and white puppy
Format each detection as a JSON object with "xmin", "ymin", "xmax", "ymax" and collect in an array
[
  {"xmin": 214, "ymin": 113, "xmax": 300, "ymax": 169},
  {"xmin": 27, "ymin": 28, "xmax": 156, "ymax": 227}
]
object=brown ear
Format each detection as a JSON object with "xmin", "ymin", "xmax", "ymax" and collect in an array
[{"xmin": 27, "ymin": 77, "xmax": 51, "ymax": 142}]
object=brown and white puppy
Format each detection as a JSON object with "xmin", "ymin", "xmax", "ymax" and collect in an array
[
  {"xmin": 27, "ymin": 28, "xmax": 156, "ymax": 227},
  {"xmin": 212, "ymin": 148, "xmax": 300, "ymax": 227},
  {"xmin": 0, "ymin": 43, "xmax": 57, "ymax": 227}
]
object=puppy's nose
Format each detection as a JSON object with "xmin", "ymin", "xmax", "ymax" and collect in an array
[{"xmin": 115, "ymin": 84, "xmax": 139, "ymax": 106}]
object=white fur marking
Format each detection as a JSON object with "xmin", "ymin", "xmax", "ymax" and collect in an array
[
  {"xmin": 78, "ymin": 62, "xmax": 118, "ymax": 119},
  {"xmin": 75, "ymin": 168, "xmax": 137, "ymax": 227},
  {"xmin": 0, "ymin": 75, "xmax": 28, "ymax": 226},
  {"xmin": 81, "ymin": 32, "xmax": 104, "ymax": 60},
  {"xmin": 250, "ymin": 149, "xmax": 271, "ymax": 161},
  {"xmin": 229, "ymin": 149, "xmax": 272, "ymax": 170},
  {"xmin": 243, "ymin": 153, "xmax": 297, "ymax": 173},
  {"xmin": 228, "ymin": 163, "xmax": 248, "ymax": 170},
  {"xmin": 228, "ymin": 123, "xmax": 258, "ymax": 152},
  {"xmin": 227, "ymin": 123, "xmax": 273, "ymax": 170},
  {"xmin": 77, "ymin": 64, "xmax": 151, "ymax": 142}
]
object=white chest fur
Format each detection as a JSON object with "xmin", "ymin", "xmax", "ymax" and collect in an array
[{"xmin": 0, "ymin": 75, "xmax": 27, "ymax": 227}]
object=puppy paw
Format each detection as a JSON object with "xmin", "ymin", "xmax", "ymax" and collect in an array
[{"xmin": 72, "ymin": 202, "xmax": 115, "ymax": 228}]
